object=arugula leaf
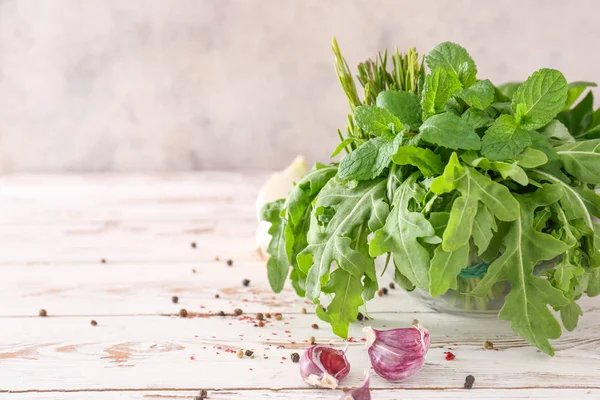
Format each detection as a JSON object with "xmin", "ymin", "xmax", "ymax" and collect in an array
[
  {"xmin": 391, "ymin": 146, "xmax": 443, "ymax": 177},
  {"xmin": 354, "ymin": 105, "xmax": 404, "ymax": 138},
  {"xmin": 529, "ymin": 131, "xmax": 559, "ymax": 162},
  {"xmin": 338, "ymin": 136, "xmax": 401, "ymax": 181},
  {"xmin": 455, "ymin": 79, "xmax": 495, "ymax": 110},
  {"xmin": 563, "ymin": 81, "xmax": 597, "ymax": 111},
  {"xmin": 376, "ymin": 91, "xmax": 422, "ymax": 130},
  {"xmin": 512, "ymin": 69, "xmax": 568, "ymax": 130},
  {"xmin": 472, "ymin": 203, "xmax": 498, "ymax": 255},
  {"xmin": 420, "ymin": 113, "xmax": 481, "ymax": 150},
  {"xmin": 555, "ymin": 139, "xmax": 600, "ymax": 184},
  {"xmin": 421, "ymin": 68, "xmax": 463, "ymax": 119},
  {"xmin": 425, "ymin": 42, "xmax": 477, "ymax": 87},
  {"xmin": 462, "ymin": 108, "xmax": 494, "ymax": 129},
  {"xmin": 481, "ymin": 115, "xmax": 532, "ymax": 161},
  {"xmin": 301, "ymin": 178, "xmax": 389, "ymax": 300},
  {"xmin": 430, "ymin": 153, "xmax": 520, "ymax": 251},
  {"xmin": 260, "ymin": 200, "xmax": 290, "ymax": 293},
  {"xmin": 318, "ymin": 268, "xmax": 364, "ymax": 338},
  {"xmin": 429, "ymin": 244, "xmax": 469, "ymax": 297},
  {"xmin": 515, "ymin": 147, "xmax": 548, "ymax": 168},
  {"xmin": 370, "ymin": 174, "xmax": 435, "ymax": 290},
  {"xmin": 540, "ymin": 119, "xmax": 575, "ymax": 145},
  {"xmin": 286, "ymin": 167, "xmax": 337, "ymax": 226},
  {"xmin": 493, "ymin": 161, "xmax": 528, "ymax": 186},
  {"xmin": 558, "ymin": 91, "xmax": 594, "ymax": 137},
  {"xmin": 560, "ymin": 302, "xmax": 583, "ymax": 331},
  {"xmin": 472, "ymin": 184, "xmax": 570, "ymax": 355}
]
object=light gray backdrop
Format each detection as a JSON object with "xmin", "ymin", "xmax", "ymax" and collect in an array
[{"xmin": 0, "ymin": 0, "xmax": 597, "ymax": 172}]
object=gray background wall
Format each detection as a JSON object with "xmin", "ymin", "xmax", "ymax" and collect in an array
[{"xmin": 0, "ymin": 0, "xmax": 598, "ymax": 172}]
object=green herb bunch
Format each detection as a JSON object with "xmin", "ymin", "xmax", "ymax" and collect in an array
[{"xmin": 261, "ymin": 39, "xmax": 600, "ymax": 355}]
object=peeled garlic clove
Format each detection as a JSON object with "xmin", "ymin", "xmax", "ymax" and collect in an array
[
  {"xmin": 300, "ymin": 345, "xmax": 350, "ymax": 389},
  {"xmin": 339, "ymin": 372, "xmax": 371, "ymax": 400},
  {"xmin": 255, "ymin": 155, "xmax": 308, "ymax": 259},
  {"xmin": 363, "ymin": 324, "xmax": 430, "ymax": 382}
]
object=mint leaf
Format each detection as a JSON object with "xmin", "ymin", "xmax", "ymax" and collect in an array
[
  {"xmin": 301, "ymin": 178, "xmax": 389, "ymax": 300},
  {"xmin": 370, "ymin": 173, "xmax": 435, "ymax": 290},
  {"xmin": 431, "ymin": 153, "xmax": 520, "ymax": 252},
  {"xmin": 563, "ymin": 81, "xmax": 597, "ymax": 111},
  {"xmin": 376, "ymin": 91, "xmax": 422, "ymax": 130},
  {"xmin": 455, "ymin": 79, "xmax": 495, "ymax": 110},
  {"xmin": 338, "ymin": 136, "xmax": 400, "ymax": 181},
  {"xmin": 428, "ymin": 244, "xmax": 469, "ymax": 297},
  {"xmin": 515, "ymin": 147, "xmax": 548, "ymax": 168},
  {"xmin": 462, "ymin": 108, "xmax": 493, "ymax": 129},
  {"xmin": 481, "ymin": 115, "xmax": 532, "ymax": 161},
  {"xmin": 471, "ymin": 184, "xmax": 570, "ymax": 356},
  {"xmin": 421, "ymin": 68, "xmax": 463, "ymax": 119},
  {"xmin": 354, "ymin": 105, "xmax": 404, "ymax": 138},
  {"xmin": 496, "ymin": 82, "xmax": 521, "ymax": 100},
  {"xmin": 512, "ymin": 69, "xmax": 568, "ymax": 130},
  {"xmin": 319, "ymin": 269, "xmax": 364, "ymax": 338},
  {"xmin": 555, "ymin": 139, "xmax": 600, "ymax": 184},
  {"xmin": 425, "ymin": 42, "xmax": 477, "ymax": 88},
  {"xmin": 420, "ymin": 113, "xmax": 481, "ymax": 150},
  {"xmin": 391, "ymin": 146, "xmax": 444, "ymax": 177},
  {"xmin": 260, "ymin": 200, "xmax": 290, "ymax": 293}
]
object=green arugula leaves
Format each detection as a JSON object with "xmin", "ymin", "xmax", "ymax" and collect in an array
[{"xmin": 261, "ymin": 39, "xmax": 600, "ymax": 354}]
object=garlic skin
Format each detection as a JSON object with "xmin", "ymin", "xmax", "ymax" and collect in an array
[
  {"xmin": 255, "ymin": 155, "xmax": 308, "ymax": 260},
  {"xmin": 339, "ymin": 372, "xmax": 371, "ymax": 400},
  {"xmin": 299, "ymin": 345, "xmax": 350, "ymax": 389},
  {"xmin": 363, "ymin": 324, "xmax": 430, "ymax": 382}
]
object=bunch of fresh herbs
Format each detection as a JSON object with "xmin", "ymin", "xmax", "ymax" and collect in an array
[{"xmin": 261, "ymin": 39, "xmax": 600, "ymax": 355}]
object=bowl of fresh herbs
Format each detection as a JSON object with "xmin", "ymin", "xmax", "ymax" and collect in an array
[{"xmin": 260, "ymin": 39, "xmax": 600, "ymax": 356}]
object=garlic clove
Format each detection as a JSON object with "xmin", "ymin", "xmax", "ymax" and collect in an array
[
  {"xmin": 299, "ymin": 345, "xmax": 350, "ymax": 389},
  {"xmin": 363, "ymin": 324, "xmax": 430, "ymax": 382},
  {"xmin": 339, "ymin": 372, "xmax": 371, "ymax": 400}
]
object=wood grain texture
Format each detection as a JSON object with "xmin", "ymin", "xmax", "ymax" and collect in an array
[{"xmin": 0, "ymin": 173, "xmax": 599, "ymax": 399}]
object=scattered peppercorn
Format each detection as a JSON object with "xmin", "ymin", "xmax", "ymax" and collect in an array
[
  {"xmin": 389, "ymin": 282, "xmax": 396, "ymax": 289},
  {"xmin": 227, "ymin": 259, "xmax": 233, "ymax": 266},
  {"xmin": 194, "ymin": 389, "xmax": 208, "ymax": 400},
  {"xmin": 214, "ymin": 256, "xmax": 220, "ymax": 261},
  {"xmin": 464, "ymin": 374, "xmax": 475, "ymax": 389},
  {"xmin": 245, "ymin": 350, "xmax": 254, "ymax": 357},
  {"xmin": 377, "ymin": 289, "xmax": 384, "ymax": 297},
  {"xmin": 256, "ymin": 313, "xmax": 264, "ymax": 321},
  {"xmin": 357, "ymin": 312, "xmax": 364, "ymax": 321},
  {"xmin": 265, "ymin": 313, "xmax": 272, "ymax": 318},
  {"xmin": 291, "ymin": 352, "xmax": 300, "ymax": 363},
  {"xmin": 217, "ymin": 311, "xmax": 226, "ymax": 316},
  {"xmin": 412, "ymin": 319, "xmax": 419, "ymax": 325},
  {"xmin": 234, "ymin": 308, "xmax": 243, "ymax": 316},
  {"xmin": 242, "ymin": 278, "xmax": 250, "ymax": 286},
  {"xmin": 179, "ymin": 309, "xmax": 188, "ymax": 318},
  {"xmin": 300, "ymin": 307, "xmax": 307, "ymax": 314},
  {"xmin": 100, "ymin": 258, "xmax": 106, "ymax": 263},
  {"xmin": 39, "ymin": 309, "xmax": 47, "ymax": 317},
  {"xmin": 171, "ymin": 296, "xmax": 179, "ymax": 304},
  {"xmin": 275, "ymin": 313, "xmax": 283, "ymax": 321},
  {"xmin": 192, "ymin": 268, "xmax": 197, "ymax": 274},
  {"xmin": 444, "ymin": 351, "xmax": 456, "ymax": 361},
  {"xmin": 214, "ymin": 294, "xmax": 220, "ymax": 298},
  {"xmin": 236, "ymin": 349, "xmax": 244, "ymax": 358},
  {"xmin": 308, "ymin": 336, "xmax": 315, "ymax": 345},
  {"xmin": 382, "ymin": 287, "xmax": 389, "ymax": 295},
  {"xmin": 90, "ymin": 320, "xmax": 97, "ymax": 326},
  {"xmin": 190, "ymin": 242, "xmax": 197, "ymax": 248},
  {"xmin": 311, "ymin": 323, "xmax": 319, "ymax": 329},
  {"xmin": 258, "ymin": 321, "xmax": 265, "ymax": 327},
  {"xmin": 483, "ymin": 340, "xmax": 494, "ymax": 350}
]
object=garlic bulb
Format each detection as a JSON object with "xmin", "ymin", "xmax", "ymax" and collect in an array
[
  {"xmin": 299, "ymin": 345, "xmax": 350, "ymax": 389},
  {"xmin": 339, "ymin": 372, "xmax": 371, "ymax": 400},
  {"xmin": 363, "ymin": 324, "xmax": 430, "ymax": 382},
  {"xmin": 255, "ymin": 155, "xmax": 308, "ymax": 260}
]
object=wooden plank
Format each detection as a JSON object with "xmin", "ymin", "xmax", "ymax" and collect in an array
[
  {"xmin": 0, "ymin": 313, "xmax": 599, "ymax": 392},
  {"xmin": 7, "ymin": 388, "xmax": 600, "ymax": 399},
  {"xmin": 0, "ymin": 261, "xmax": 432, "ymax": 316}
]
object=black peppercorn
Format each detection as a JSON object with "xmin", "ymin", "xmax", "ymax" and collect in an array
[
  {"xmin": 171, "ymin": 296, "xmax": 179, "ymax": 304},
  {"xmin": 389, "ymin": 282, "xmax": 396, "ymax": 289},
  {"xmin": 291, "ymin": 352, "xmax": 300, "ymax": 363},
  {"xmin": 357, "ymin": 312, "xmax": 364, "ymax": 321},
  {"xmin": 90, "ymin": 320, "xmax": 98, "ymax": 326},
  {"xmin": 382, "ymin": 287, "xmax": 389, "ymax": 295},
  {"xmin": 217, "ymin": 311, "xmax": 225, "ymax": 316},
  {"xmin": 226, "ymin": 259, "xmax": 233, "ymax": 266},
  {"xmin": 234, "ymin": 308, "xmax": 243, "ymax": 316},
  {"xmin": 179, "ymin": 309, "xmax": 188, "ymax": 318},
  {"xmin": 190, "ymin": 242, "xmax": 196, "ymax": 248},
  {"xmin": 242, "ymin": 278, "xmax": 250, "ymax": 286},
  {"xmin": 245, "ymin": 349, "xmax": 254, "ymax": 357},
  {"xmin": 464, "ymin": 374, "xmax": 475, "ymax": 389},
  {"xmin": 39, "ymin": 309, "xmax": 47, "ymax": 317}
]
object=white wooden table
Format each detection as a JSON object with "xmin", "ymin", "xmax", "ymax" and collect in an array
[{"xmin": 0, "ymin": 173, "xmax": 599, "ymax": 399}]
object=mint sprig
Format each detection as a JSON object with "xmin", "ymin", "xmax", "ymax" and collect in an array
[{"xmin": 261, "ymin": 40, "xmax": 600, "ymax": 355}]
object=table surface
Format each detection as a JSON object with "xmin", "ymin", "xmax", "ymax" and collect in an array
[{"xmin": 1, "ymin": 173, "xmax": 599, "ymax": 400}]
